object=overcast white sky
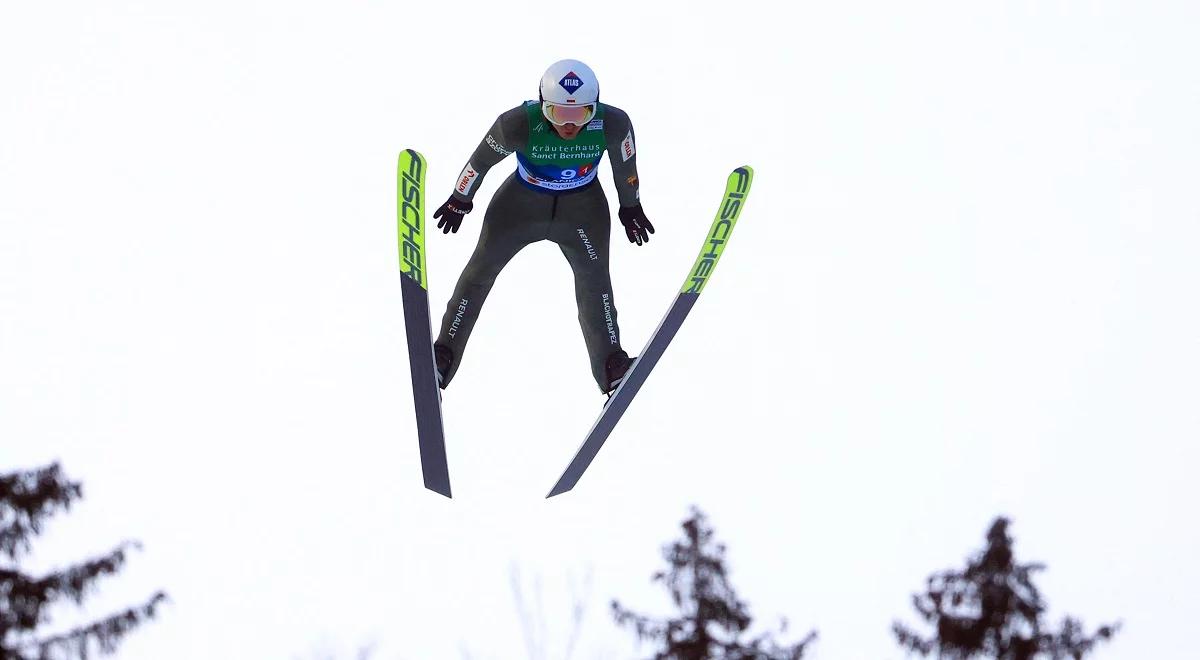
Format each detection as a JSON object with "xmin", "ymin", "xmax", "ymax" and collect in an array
[{"xmin": 3, "ymin": 1, "xmax": 1199, "ymax": 658}]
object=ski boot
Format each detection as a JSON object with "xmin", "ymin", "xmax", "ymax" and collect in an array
[
  {"xmin": 604, "ymin": 349, "xmax": 636, "ymax": 397},
  {"xmin": 434, "ymin": 343, "xmax": 453, "ymax": 390}
]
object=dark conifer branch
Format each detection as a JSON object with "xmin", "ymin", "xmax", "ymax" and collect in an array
[
  {"xmin": 1, "ymin": 464, "xmax": 165, "ymax": 659},
  {"xmin": 613, "ymin": 507, "xmax": 816, "ymax": 660},
  {"xmin": 894, "ymin": 517, "xmax": 1120, "ymax": 659},
  {"xmin": 0, "ymin": 464, "xmax": 82, "ymax": 561}
]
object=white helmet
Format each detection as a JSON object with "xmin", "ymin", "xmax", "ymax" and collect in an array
[{"xmin": 539, "ymin": 59, "xmax": 599, "ymax": 105}]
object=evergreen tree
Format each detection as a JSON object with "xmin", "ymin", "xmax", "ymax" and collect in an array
[
  {"xmin": 894, "ymin": 517, "xmax": 1119, "ymax": 659},
  {"xmin": 613, "ymin": 507, "xmax": 815, "ymax": 660},
  {"xmin": 1, "ymin": 462, "xmax": 166, "ymax": 659}
]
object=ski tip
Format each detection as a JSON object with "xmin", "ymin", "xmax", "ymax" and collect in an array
[
  {"xmin": 398, "ymin": 149, "xmax": 427, "ymax": 177},
  {"xmin": 546, "ymin": 483, "xmax": 573, "ymax": 498},
  {"xmin": 426, "ymin": 483, "xmax": 452, "ymax": 499}
]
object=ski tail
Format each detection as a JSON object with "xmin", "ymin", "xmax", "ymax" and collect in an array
[
  {"xmin": 546, "ymin": 166, "xmax": 755, "ymax": 497},
  {"xmin": 398, "ymin": 149, "xmax": 451, "ymax": 498}
]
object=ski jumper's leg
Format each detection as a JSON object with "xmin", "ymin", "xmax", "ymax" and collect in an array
[
  {"xmin": 550, "ymin": 183, "xmax": 623, "ymax": 391},
  {"xmin": 436, "ymin": 177, "xmax": 548, "ymax": 386}
]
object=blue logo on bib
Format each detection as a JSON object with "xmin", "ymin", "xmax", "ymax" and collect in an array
[{"xmin": 558, "ymin": 71, "xmax": 584, "ymax": 96}]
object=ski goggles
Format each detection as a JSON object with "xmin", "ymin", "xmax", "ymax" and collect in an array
[{"xmin": 542, "ymin": 101, "xmax": 597, "ymax": 126}]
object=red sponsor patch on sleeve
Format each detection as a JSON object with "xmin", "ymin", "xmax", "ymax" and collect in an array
[
  {"xmin": 456, "ymin": 164, "xmax": 479, "ymax": 195},
  {"xmin": 620, "ymin": 131, "xmax": 635, "ymax": 162}
]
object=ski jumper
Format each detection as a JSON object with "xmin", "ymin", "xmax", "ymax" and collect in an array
[{"xmin": 435, "ymin": 101, "xmax": 643, "ymax": 391}]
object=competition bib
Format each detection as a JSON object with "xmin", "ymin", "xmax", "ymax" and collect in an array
[{"xmin": 516, "ymin": 101, "xmax": 606, "ymax": 192}]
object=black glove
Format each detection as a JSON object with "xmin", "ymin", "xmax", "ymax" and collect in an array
[
  {"xmin": 433, "ymin": 196, "xmax": 473, "ymax": 234},
  {"xmin": 618, "ymin": 204, "xmax": 655, "ymax": 246}
]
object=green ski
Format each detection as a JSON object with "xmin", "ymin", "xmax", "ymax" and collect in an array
[
  {"xmin": 397, "ymin": 149, "xmax": 451, "ymax": 497},
  {"xmin": 547, "ymin": 166, "xmax": 755, "ymax": 497}
]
